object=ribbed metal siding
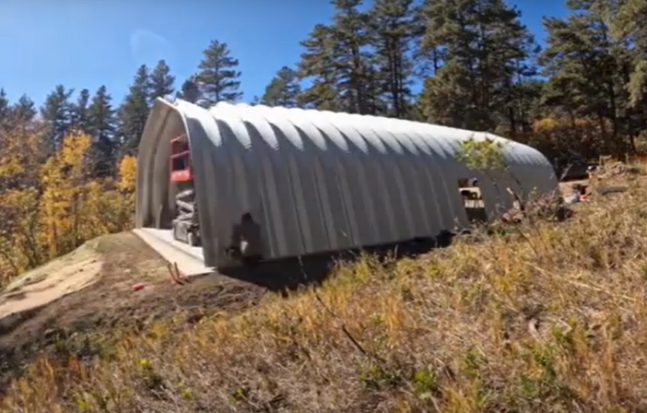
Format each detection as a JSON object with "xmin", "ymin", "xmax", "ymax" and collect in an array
[{"xmin": 136, "ymin": 99, "xmax": 558, "ymax": 267}]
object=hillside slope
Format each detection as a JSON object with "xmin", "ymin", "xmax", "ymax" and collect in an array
[
  {"xmin": 2, "ymin": 175, "xmax": 647, "ymax": 412},
  {"xmin": 0, "ymin": 233, "xmax": 267, "ymax": 391}
]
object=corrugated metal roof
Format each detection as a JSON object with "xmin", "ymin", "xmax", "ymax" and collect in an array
[
  {"xmin": 136, "ymin": 99, "xmax": 558, "ymax": 267},
  {"xmin": 194, "ymin": 101, "xmax": 548, "ymax": 164}
]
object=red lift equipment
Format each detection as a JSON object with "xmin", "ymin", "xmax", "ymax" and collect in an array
[{"xmin": 169, "ymin": 134, "xmax": 200, "ymax": 246}]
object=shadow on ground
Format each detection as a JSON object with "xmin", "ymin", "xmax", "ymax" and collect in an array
[{"xmin": 219, "ymin": 229, "xmax": 461, "ymax": 294}]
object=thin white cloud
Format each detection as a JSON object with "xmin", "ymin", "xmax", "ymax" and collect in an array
[{"xmin": 129, "ymin": 29, "xmax": 174, "ymax": 65}]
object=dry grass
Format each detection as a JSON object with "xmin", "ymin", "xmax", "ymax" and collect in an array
[{"xmin": 3, "ymin": 179, "xmax": 647, "ymax": 412}]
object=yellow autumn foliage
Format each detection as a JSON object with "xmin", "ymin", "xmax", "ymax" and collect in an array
[
  {"xmin": 118, "ymin": 154, "xmax": 137, "ymax": 193},
  {"xmin": 0, "ymin": 127, "xmax": 136, "ymax": 285},
  {"xmin": 0, "ymin": 122, "xmax": 46, "ymax": 187}
]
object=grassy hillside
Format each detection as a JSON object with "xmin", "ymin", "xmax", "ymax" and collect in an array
[{"xmin": 2, "ymin": 173, "xmax": 647, "ymax": 412}]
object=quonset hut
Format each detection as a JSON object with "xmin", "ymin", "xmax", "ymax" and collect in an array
[{"xmin": 135, "ymin": 98, "xmax": 558, "ymax": 268}]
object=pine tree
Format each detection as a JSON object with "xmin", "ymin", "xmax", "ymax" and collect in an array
[
  {"xmin": 260, "ymin": 66, "xmax": 302, "ymax": 107},
  {"xmin": 0, "ymin": 89, "xmax": 9, "ymax": 130},
  {"xmin": 611, "ymin": 0, "xmax": 647, "ymax": 108},
  {"xmin": 178, "ymin": 76, "xmax": 202, "ymax": 103},
  {"xmin": 70, "ymin": 88, "xmax": 90, "ymax": 133},
  {"xmin": 608, "ymin": 0, "xmax": 647, "ymax": 151},
  {"xmin": 10, "ymin": 95, "xmax": 37, "ymax": 124},
  {"xmin": 333, "ymin": 0, "xmax": 381, "ymax": 114},
  {"xmin": 298, "ymin": 0, "xmax": 380, "ymax": 114},
  {"xmin": 540, "ymin": 0, "xmax": 630, "ymax": 153},
  {"xmin": 197, "ymin": 40, "xmax": 243, "ymax": 103},
  {"xmin": 340, "ymin": 0, "xmax": 380, "ymax": 114},
  {"xmin": 368, "ymin": 0, "xmax": 421, "ymax": 118},
  {"xmin": 149, "ymin": 59, "xmax": 175, "ymax": 103},
  {"xmin": 117, "ymin": 65, "xmax": 151, "ymax": 157},
  {"xmin": 418, "ymin": 0, "xmax": 537, "ymax": 134},
  {"xmin": 87, "ymin": 85, "xmax": 117, "ymax": 176},
  {"xmin": 40, "ymin": 84, "xmax": 74, "ymax": 149},
  {"xmin": 297, "ymin": 24, "xmax": 340, "ymax": 111}
]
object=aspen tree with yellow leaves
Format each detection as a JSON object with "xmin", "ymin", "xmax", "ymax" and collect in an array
[
  {"xmin": 118, "ymin": 154, "xmax": 137, "ymax": 193},
  {"xmin": 0, "ymin": 122, "xmax": 137, "ymax": 286},
  {"xmin": 39, "ymin": 132, "xmax": 93, "ymax": 257},
  {"xmin": 116, "ymin": 154, "xmax": 138, "ymax": 227}
]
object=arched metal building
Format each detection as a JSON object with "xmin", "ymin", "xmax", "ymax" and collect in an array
[{"xmin": 136, "ymin": 98, "xmax": 558, "ymax": 268}]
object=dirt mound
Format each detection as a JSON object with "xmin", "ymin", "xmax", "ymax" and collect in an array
[
  {"xmin": 0, "ymin": 247, "xmax": 102, "ymax": 321},
  {"xmin": 0, "ymin": 232, "xmax": 267, "ymax": 388}
]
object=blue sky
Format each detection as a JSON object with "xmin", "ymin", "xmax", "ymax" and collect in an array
[{"xmin": 0, "ymin": 0, "xmax": 568, "ymax": 107}]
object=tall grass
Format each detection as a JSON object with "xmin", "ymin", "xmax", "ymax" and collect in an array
[{"xmin": 3, "ymin": 180, "xmax": 647, "ymax": 412}]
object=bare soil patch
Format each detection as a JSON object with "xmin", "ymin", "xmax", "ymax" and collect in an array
[
  {"xmin": 0, "ymin": 232, "xmax": 267, "ymax": 388},
  {"xmin": 0, "ymin": 255, "xmax": 102, "ymax": 321}
]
